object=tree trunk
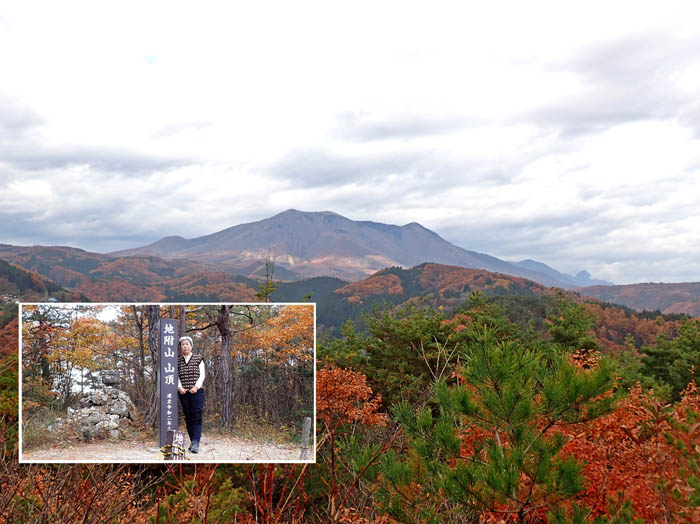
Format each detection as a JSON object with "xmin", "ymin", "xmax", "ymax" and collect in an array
[
  {"xmin": 145, "ymin": 305, "xmax": 160, "ymax": 426},
  {"xmin": 179, "ymin": 306, "xmax": 186, "ymax": 339},
  {"xmin": 131, "ymin": 306, "xmax": 147, "ymax": 410},
  {"xmin": 216, "ymin": 305, "xmax": 233, "ymax": 427}
]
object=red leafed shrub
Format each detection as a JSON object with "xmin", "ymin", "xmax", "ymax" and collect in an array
[
  {"xmin": 317, "ymin": 366, "xmax": 388, "ymax": 429},
  {"xmin": 558, "ymin": 381, "xmax": 700, "ymax": 522}
]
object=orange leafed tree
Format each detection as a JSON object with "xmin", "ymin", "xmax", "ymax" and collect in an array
[
  {"xmin": 248, "ymin": 305, "xmax": 314, "ymax": 364},
  {"xmin": 316, "ymin": 366, "xmax": 396, "ymax": 523},
  {"xmin": 0, "ymin": 317, "xmax": 19, "ymax": 457},
  {"xmin": 556, "ymin": 363, "xmax": 700, "ymax": 521},
  {"xmin": 0, "ymin": 317, "xmax": 18, "ymax": 358},
  {"xmin": 0, "ymin": 464, "xmax": 164, "ymax": 523},
  {"xmin": 317, "ymin": 366, "xmax": 387, "ymax": 430}
]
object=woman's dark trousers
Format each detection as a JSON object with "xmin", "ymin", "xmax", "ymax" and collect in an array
[{"xmin": 178, "ymin": 389, "xmax": 204, "ymax": 444}]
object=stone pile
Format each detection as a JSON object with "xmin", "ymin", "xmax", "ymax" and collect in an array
[{"xmin": 49, "ymin": 375, "xmax": 138, "ymax": 441}]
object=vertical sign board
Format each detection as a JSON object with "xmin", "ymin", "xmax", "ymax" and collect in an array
[{"xmin": 158, "ymin": 319, "xmax": 179, "ymax": 448}]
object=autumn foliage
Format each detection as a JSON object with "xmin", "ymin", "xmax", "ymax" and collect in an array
[
  {"xmin": 0, "ymin": 317, "xmax": 19, "ymax": 457},
  {"xmin": 3, "ymin": 285, "xmax": 700, "ymax": 522},
  {"xmin": 557, "ymin": 381, "xmax": 700, "ymax": 522},
  {"xmin": 0, "ymin": 463, "xmax": 163, "ymax": 523},
  {"xmin": 586, "ymin": 302, "xmax": 681, "ymax": 353},
  {"xmin": 317, "ymin": 367, "xmax": 387, "ymax": 429},
  {"xmin": 0, "ymin": 318, "xmax": 18, "ymax": 358},
  {"xmin": 334, "ymin": 264, "xmax": 548, "ymax": 308},
  {"xmin": 248, "ymin": 305, "xmax": 315, "ymax": 364}
]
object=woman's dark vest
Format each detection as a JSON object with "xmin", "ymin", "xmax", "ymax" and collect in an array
[{"xmin": 178, "ymin": 354, "xmax": 203, "ymax": 390}]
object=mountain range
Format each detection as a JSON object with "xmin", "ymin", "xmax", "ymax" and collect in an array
[
  {"xmin": 112, "ymin": 209, "xmax": 610, "ymax": 288},
  {"xmin": 1, "ymin": 241, "xmax": 698, "ymax": 318},
  {"xmin": 3, "ymin": 209, "xmax": 699, "ymax": 316}
]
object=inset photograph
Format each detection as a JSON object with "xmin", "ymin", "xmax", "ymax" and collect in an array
[{"xmin": 19, "ymin": 303, "xmax": 315, "ymax": 463}]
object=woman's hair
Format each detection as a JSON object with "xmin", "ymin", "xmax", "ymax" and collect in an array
[{"xmin": 179, "ymin": 336, "xmax": 194, "ymax": 347}]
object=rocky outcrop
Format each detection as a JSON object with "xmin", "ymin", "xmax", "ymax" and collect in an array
[{"xmin": 49, "ymin": 380, "xmax": 139, "ymax": 441}]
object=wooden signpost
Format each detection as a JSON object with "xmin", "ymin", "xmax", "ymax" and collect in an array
[
  {"xmin": 300, "ymin": 416, "xmax": 312, "ymax": 460},
  {"xmin": 158, "ymin": 318, "xmax": 181, "ymax": 456}
]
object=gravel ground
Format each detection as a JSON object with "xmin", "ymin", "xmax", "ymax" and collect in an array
[{"xmin": 21, "ymin": 434, "xmax": 309, "ymax": 462}]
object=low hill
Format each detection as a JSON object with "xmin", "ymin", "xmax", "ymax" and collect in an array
[
  {"xmin": 312, "ymin": 263, "xmax": 554, "ymax": 333},
  {"xmin": 334, "ymin": 263, "xmax": 549, "ymax": 305},
  {"xmin": 310, "ymin": 263, "xmax": 685, "ymax": 355},
  {"xmin": 0, "ymin": 245, "xmax": 110, "ymax": 288},
  {"xmin": 0, "ymin": 258, "xmax": 79, "ymax": 301},
  {"xmin": 0, "ymin": 245, "xmax": 206, "ymax": 289},
  {"xmin": 580, "ymin": 282, "xmax": 700, "ymax": 317},
  {"xmin": 0, "ymin": 245, "xmax": 256, "ymax": 302}
]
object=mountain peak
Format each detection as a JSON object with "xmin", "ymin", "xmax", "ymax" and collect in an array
[
  {"xmin": 160, "ymin": 235, "xmax": 188, "ymax": 242},
  {"xmin": 403, "ymin": 221, "xmax": 434, "ymax": 233},
  {"xmin": 275, "ymin": 209, "xmax": 345, "ymax": 218},
  {"xmin": 273, "ymin": 209, "xmax": 304, "ymax": 218}
]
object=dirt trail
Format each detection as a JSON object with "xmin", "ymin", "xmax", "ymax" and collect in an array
[{"xmin": 22, "ymin": 434, "xmax": 308, "ymax": 462}]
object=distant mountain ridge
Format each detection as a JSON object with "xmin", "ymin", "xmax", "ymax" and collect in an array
[
  {"xmin": 512, "ymin": 260, "xmax": 611, "ymax": 287},
  {"xmin": 112, "ymin": 209, "xmax": 607, "ymax": 288},
  {"xmin": 580, "ymin": 282, "xmax": 700, "ymax": 317}
]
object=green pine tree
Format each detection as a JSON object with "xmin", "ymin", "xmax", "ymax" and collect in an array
[
  {"xmin": 382, "ymin": 325, "xmax": 615, "ymax": 523},
  {"xmin": 641, "ymin": 318, "xmax": 700, "ymax": 400},
  {"xmin": 548, "ymin": 292, "xmax": 599, "ymax": 351}
]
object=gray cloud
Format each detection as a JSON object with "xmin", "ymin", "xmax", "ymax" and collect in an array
[
  {"xmin": 0, "ymin": 145, "xmax": 194, "ymax": 174},
  {"xmin": 267, "ymin": 147, "xmax": 514, "ymax": 190},
  {"xmin": 0, "ymin": 94, "xmax": 44, "ymax": 139},
  {"xmin": 572, "ymin": 32, "xmax": 699, "ymax": 87},
  {"xmin": 0, "ymin": 89, "xmax": 195, "ymax": 175},
  {"xmin": 151, "ymin": 120, "xmax": 214, "ymax": 139},
  {"xmin": 0, "ymin": 170, "xmax": 197, "ymax": 252},
  {"xmin": 680, "ymin": 102, "xmax": 700, "ymax": 140},
  {"xmin": 525, "ymin": 33, "xmax": 700, "ymax": 137},
  {"xmin": 440, "ymin": 211, "xmax": 604, "ymax": 257},
  {"xmin": 335, "ymin": 111, "xmax": 471, "ymax": 142},
  {"xmin": 437, "ymin": 187, "xmax": 700, "ymax": 285},
  {"xmin": 0, "ymin": 210, "xmax": 138, "ymax": 252}
]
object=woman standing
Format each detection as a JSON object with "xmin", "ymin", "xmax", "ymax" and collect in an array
[{"xmin": 177, "ymin": 336, "xmax": 205, "ymax": 453}]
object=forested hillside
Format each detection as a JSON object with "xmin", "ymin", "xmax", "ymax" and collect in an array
[
  {"xmin": 0, "ymin": 259, "xmax": 77, "ymax": 301},
  {"xmin": 1, "ymin": 278, "xmax": 698, "ymax": 521},
  {"xmin": 0, "ymin": 246, "xmax": 255, "ymax": 301}
]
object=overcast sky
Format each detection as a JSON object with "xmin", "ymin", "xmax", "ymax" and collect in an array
[{"xmin": 1, "ymin": 2, "xmax": 699, "ymax": 284}]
